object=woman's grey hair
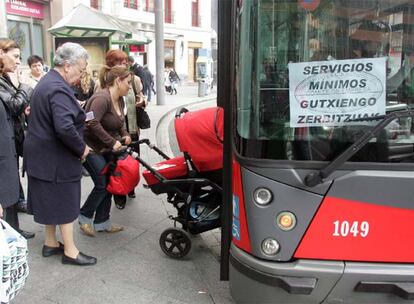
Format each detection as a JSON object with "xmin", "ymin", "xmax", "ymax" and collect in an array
[{"xmin": 54, "ymin": 42, "xmax": 89, "ymax": 67}]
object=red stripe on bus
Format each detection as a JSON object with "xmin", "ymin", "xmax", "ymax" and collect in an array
[{"xmin": 294, "ymin": 196, "xmax": 414, "ymax": 262}]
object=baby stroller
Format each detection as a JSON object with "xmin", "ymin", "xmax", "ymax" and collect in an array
[{"xmin": 128, "ymin": 107, "xmax": 223, "ymax": 258}]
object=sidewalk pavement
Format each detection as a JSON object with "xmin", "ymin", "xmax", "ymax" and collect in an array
[{"xmin": 16, "ymin": 84, "xmax": 234, "ymax": 304}]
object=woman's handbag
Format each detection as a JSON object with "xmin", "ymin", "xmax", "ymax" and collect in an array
[
  {"xmin": 136, "ymin": 107, "xmax": 151, "ymax": 129},
  {"xmin": 102, "ymin": 153, "xmax": 140, "ymax": 196},
  {"xmin": 131, "ymin": 76, "xmax": 151, "ymax": 130},
  {"xmin": 0, "ymin": 219, "xmax": 29, "ymax": 303}
]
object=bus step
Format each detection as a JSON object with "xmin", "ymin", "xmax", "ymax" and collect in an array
[{"xmin": 355, "ymin": 281, "xmax": 414, "ymax": 300}]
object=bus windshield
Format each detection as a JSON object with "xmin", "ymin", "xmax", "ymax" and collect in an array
[{"xmin": 236, "ymin": 0, "xmax": 414, "ymax": 162}]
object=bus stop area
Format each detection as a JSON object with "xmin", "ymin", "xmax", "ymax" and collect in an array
[{"xmin": 15, "ymin": 85, "xmax": 233, "ymax": 304}]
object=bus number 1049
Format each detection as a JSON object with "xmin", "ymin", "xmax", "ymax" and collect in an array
[{"xmin": 332, "ymin": 220, "xmax": 369, "ymax": 237}]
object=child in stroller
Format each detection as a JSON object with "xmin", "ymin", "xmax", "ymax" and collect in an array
[{"xmin": 128, "ymin": 106, "xmax": 223, "ymax": 258}]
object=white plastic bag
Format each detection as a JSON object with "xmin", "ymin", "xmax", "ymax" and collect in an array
[{"xmin": 0, "ymin": 219, "xmax": 29, "ymax": 304}]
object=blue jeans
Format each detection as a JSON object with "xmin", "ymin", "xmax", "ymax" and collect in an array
[{"xmin": 79, "ymin": 153, "xmax": 112, "ymax": 231}]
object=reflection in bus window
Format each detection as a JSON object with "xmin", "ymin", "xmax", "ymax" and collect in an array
[{"xmin": 236, "ymin": 0, "xmax": 414, "ymax": 163}]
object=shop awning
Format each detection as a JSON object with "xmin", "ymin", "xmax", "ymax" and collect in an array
[
  {"xmin": 48, "ymin": 4, "xmax": 132, "ymax": 39},
  {"xmin": 112, "ymin": 33, "xmax": 151, "ymax": 46}
]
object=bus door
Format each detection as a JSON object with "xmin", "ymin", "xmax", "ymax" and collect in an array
[{"xmin": 228, "ymin": 0, "xmax": 414, "ymax": 303}]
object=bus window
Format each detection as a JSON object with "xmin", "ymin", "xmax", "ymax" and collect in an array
[{"xmin": 236, "ymin": 0, "xmax": 414, "ymax": 162}]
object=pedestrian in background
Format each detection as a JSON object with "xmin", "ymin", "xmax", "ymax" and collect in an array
[
  {"xmin": 0, "ymin": 38, "xmax": 34, "ymax": 239},
  {"xmin": 150, "ymin": 72, "xmax": 156, "ymax": 96},
  {"xmin": 16, "ymin": 54, "xmax": 46, "ymax": 212},
  {"xmin": 128, "ymin": 56, "xmax": 145, "ymax": 81},
  {"xmin": 79, "ymin": 65, "xmax": 132, "ymax": 236},
  {"xmin": 142, "ymin": 65, "xmax": 154, "ymax": 102},
  {"xmin": 128, "ymin": 56, "xmax": 150, "ymax": 99},
  {"xmin": 23, "ymin": 55, "xmax": 45, "ymax": 89},
  {"xmin": 164, "ymin": 67, "xmax": 172, "ymax": 94},
  {"xmin": 5, "ymin": 48, "xmax": 28, "ymax": 214},
  {"xmin": 24, "ymin": 42, "xmax": 96, "ymax": 266},
  {"xmin": 168, "ymin": 68, "xmax": 180, "ymax": 95},
  {"xmin": 72, "ymin": 69, "xmax": 95, "ymax": 177},
  {"xmin": 72, "ymin": 68, "xmax": 95, "ymax": 108}
]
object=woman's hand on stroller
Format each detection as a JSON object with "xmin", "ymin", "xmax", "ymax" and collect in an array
[
  {"xmin": 112, "ymin": 140, "xmax": 123, "ymax": 152},
  {"xmin": 121, "ymin": 136, "xmax": 132, "ymax": 145}
]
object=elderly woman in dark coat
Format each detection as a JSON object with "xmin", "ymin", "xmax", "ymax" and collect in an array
[
  {"xmin": 0, "ymin": 38, "xmax": 34, "ymax": 238},
  {"xmin": 24, "ymin": 42, "xmax": 96, "ymax": 266}
]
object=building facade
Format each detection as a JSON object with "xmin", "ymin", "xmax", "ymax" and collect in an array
[
  {"xmin": 4, "ymin": 0, "xmax": 53, "ymax": 66},
  {"xmin": 114, "ymin": 0, "xmax": 214, "ymax": 82},
  {"xmin": 1, "ymin": 0, "xmax": 215, "ymax": 81}
]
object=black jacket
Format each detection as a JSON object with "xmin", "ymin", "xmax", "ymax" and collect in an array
[
  {"xmin": 0, "ymin": 98, "xmax": 19, "ymax": 207},
  {"xmin": 0, "ymin": 75, "xmax": 32, "ymax": 156},
  {"xmin": 131, "ymin": 63, "xmax": 148, "ymax": 92}
]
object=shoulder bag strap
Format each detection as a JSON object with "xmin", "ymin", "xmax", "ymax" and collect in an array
[{"xmin": 131, "ymin": 76, "xmax": 138, "ymax": 97}]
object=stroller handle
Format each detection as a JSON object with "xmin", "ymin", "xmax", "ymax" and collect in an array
[
  {"xmin": 129, "ymin": 139, "xmax": 170, "ymax": 160},
  {"xmin": 175, "ymin": 107, "xmax": 189, "ymax": 118},
  {"xmin": 100, "ymin": 146, "xmax": 129, "ymax": 156}
]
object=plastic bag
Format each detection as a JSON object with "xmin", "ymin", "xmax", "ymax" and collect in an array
[{"xmin": 0, "ymin": 219, "xmax": 29, "ymax": 303}]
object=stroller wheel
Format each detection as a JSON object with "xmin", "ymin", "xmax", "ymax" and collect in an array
[{"xmin": 159, "ymin": 228, "xmax": 191, "ymax": 259}]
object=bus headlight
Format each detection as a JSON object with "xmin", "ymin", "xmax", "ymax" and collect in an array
[
  {"xmin": 253, "ymin": 188, "xmax": 273, "ymax": 206},
  {"xmin": 276, "ymin": 211, "xmax": 296, "ymax": 231},
  {"xmin": 261, "ymin": 238, "xmax": 280, "ymax": 256}
]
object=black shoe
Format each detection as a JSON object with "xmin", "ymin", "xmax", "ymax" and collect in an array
[
  {"xmin": 17, "ymin": 201, "xmax": 28, "ymax": 213},
  {"xmin": 62, "ymin": 252, "xmax": 97, "ymax": 266},
  {"xmin": 42, "ymin": 242, "xmax": 64, "ymax": 257},
  {"xmin": 18, "ymin": 230, "xmax": 35, "ymax": 239},
  {"xmin": 82, "ymin": 167, "xmax": 90, "ymax": 177},
  {"xmin": 114, "ymin": 195, "xmax": 126, "ymax": 209},
  {"xmin": 127, "ymin": 190, "xmax": 136, "ymax": 198}
]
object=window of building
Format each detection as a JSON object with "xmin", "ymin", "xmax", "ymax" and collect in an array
[
  {"xmin": 7, "ymin": 20, "xmax": 33, "ymax": 64},
  {"xmin": 90, "ymin": 0, "xmax": 100, "ymax": 9},
  {"xmin": 145, "ymin": 0, "xmax": 155, "ymax": 12},
  {"xmin": 124, "ymin": 0, "xmax": 138, "ymax": 10},
  {"xmin": 191, "ymin": 0, "xmax": 199, "ymax": 27},
  {"xmin": 165, "ymin": 39, "xmax": 175, "ymax": 67},
  {"xmin": 165, "ymin": 0, "xmax": 172, "ymax": 23},
  {"xmin": 33, "ymin": 24, "xmax": 44, "ymax": 58}
]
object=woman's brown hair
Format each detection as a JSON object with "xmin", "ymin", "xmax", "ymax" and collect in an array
[
  {"xmin": 0, "ymin": 57, "xmax": 4, "ymax": 75},
  {"xmin": 0, "ymin": 38, "xmax": 19, "ymax": 52},
  {"xmin": 80, "ymin": 69, "xmax": 92, "ymax": 94},
  {"xmin": 105, "ymin": 49, "xmax": 127, "ymax": 67},
  {"xmin": 99, "ymin": 65, "xmax": 131, "ymax": 89}
]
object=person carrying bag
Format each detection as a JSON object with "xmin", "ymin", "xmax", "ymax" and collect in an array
[
  {"xmin": 131, "ymin": 78, "xmax": 150, "ymax": 130},
  {"xmin": 0, "ymin": 219, "xmax": 29, "ymax": 303}
]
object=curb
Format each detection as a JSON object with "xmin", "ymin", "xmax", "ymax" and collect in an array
[{"xmin": 155, "ymin": 96, "xmax": 217, "ymax": 148}]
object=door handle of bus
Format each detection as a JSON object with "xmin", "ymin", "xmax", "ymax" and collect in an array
[{"xmin": 355, "ymin": 281, "xmax": 414, "ymax": 300}]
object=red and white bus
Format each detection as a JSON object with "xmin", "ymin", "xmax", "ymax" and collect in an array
[{"xmin": 218, "ymin": 1, "xmax": 414, "ymax": 303}]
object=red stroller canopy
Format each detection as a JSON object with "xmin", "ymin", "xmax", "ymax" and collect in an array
[{"xmin": 174, "ymin": 107, "xmax": 224, "ymax": 172}]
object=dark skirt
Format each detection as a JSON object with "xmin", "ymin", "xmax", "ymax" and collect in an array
[{"xmin": 27, "ymin": 176, "xmax": 80, "ymax": 225}]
